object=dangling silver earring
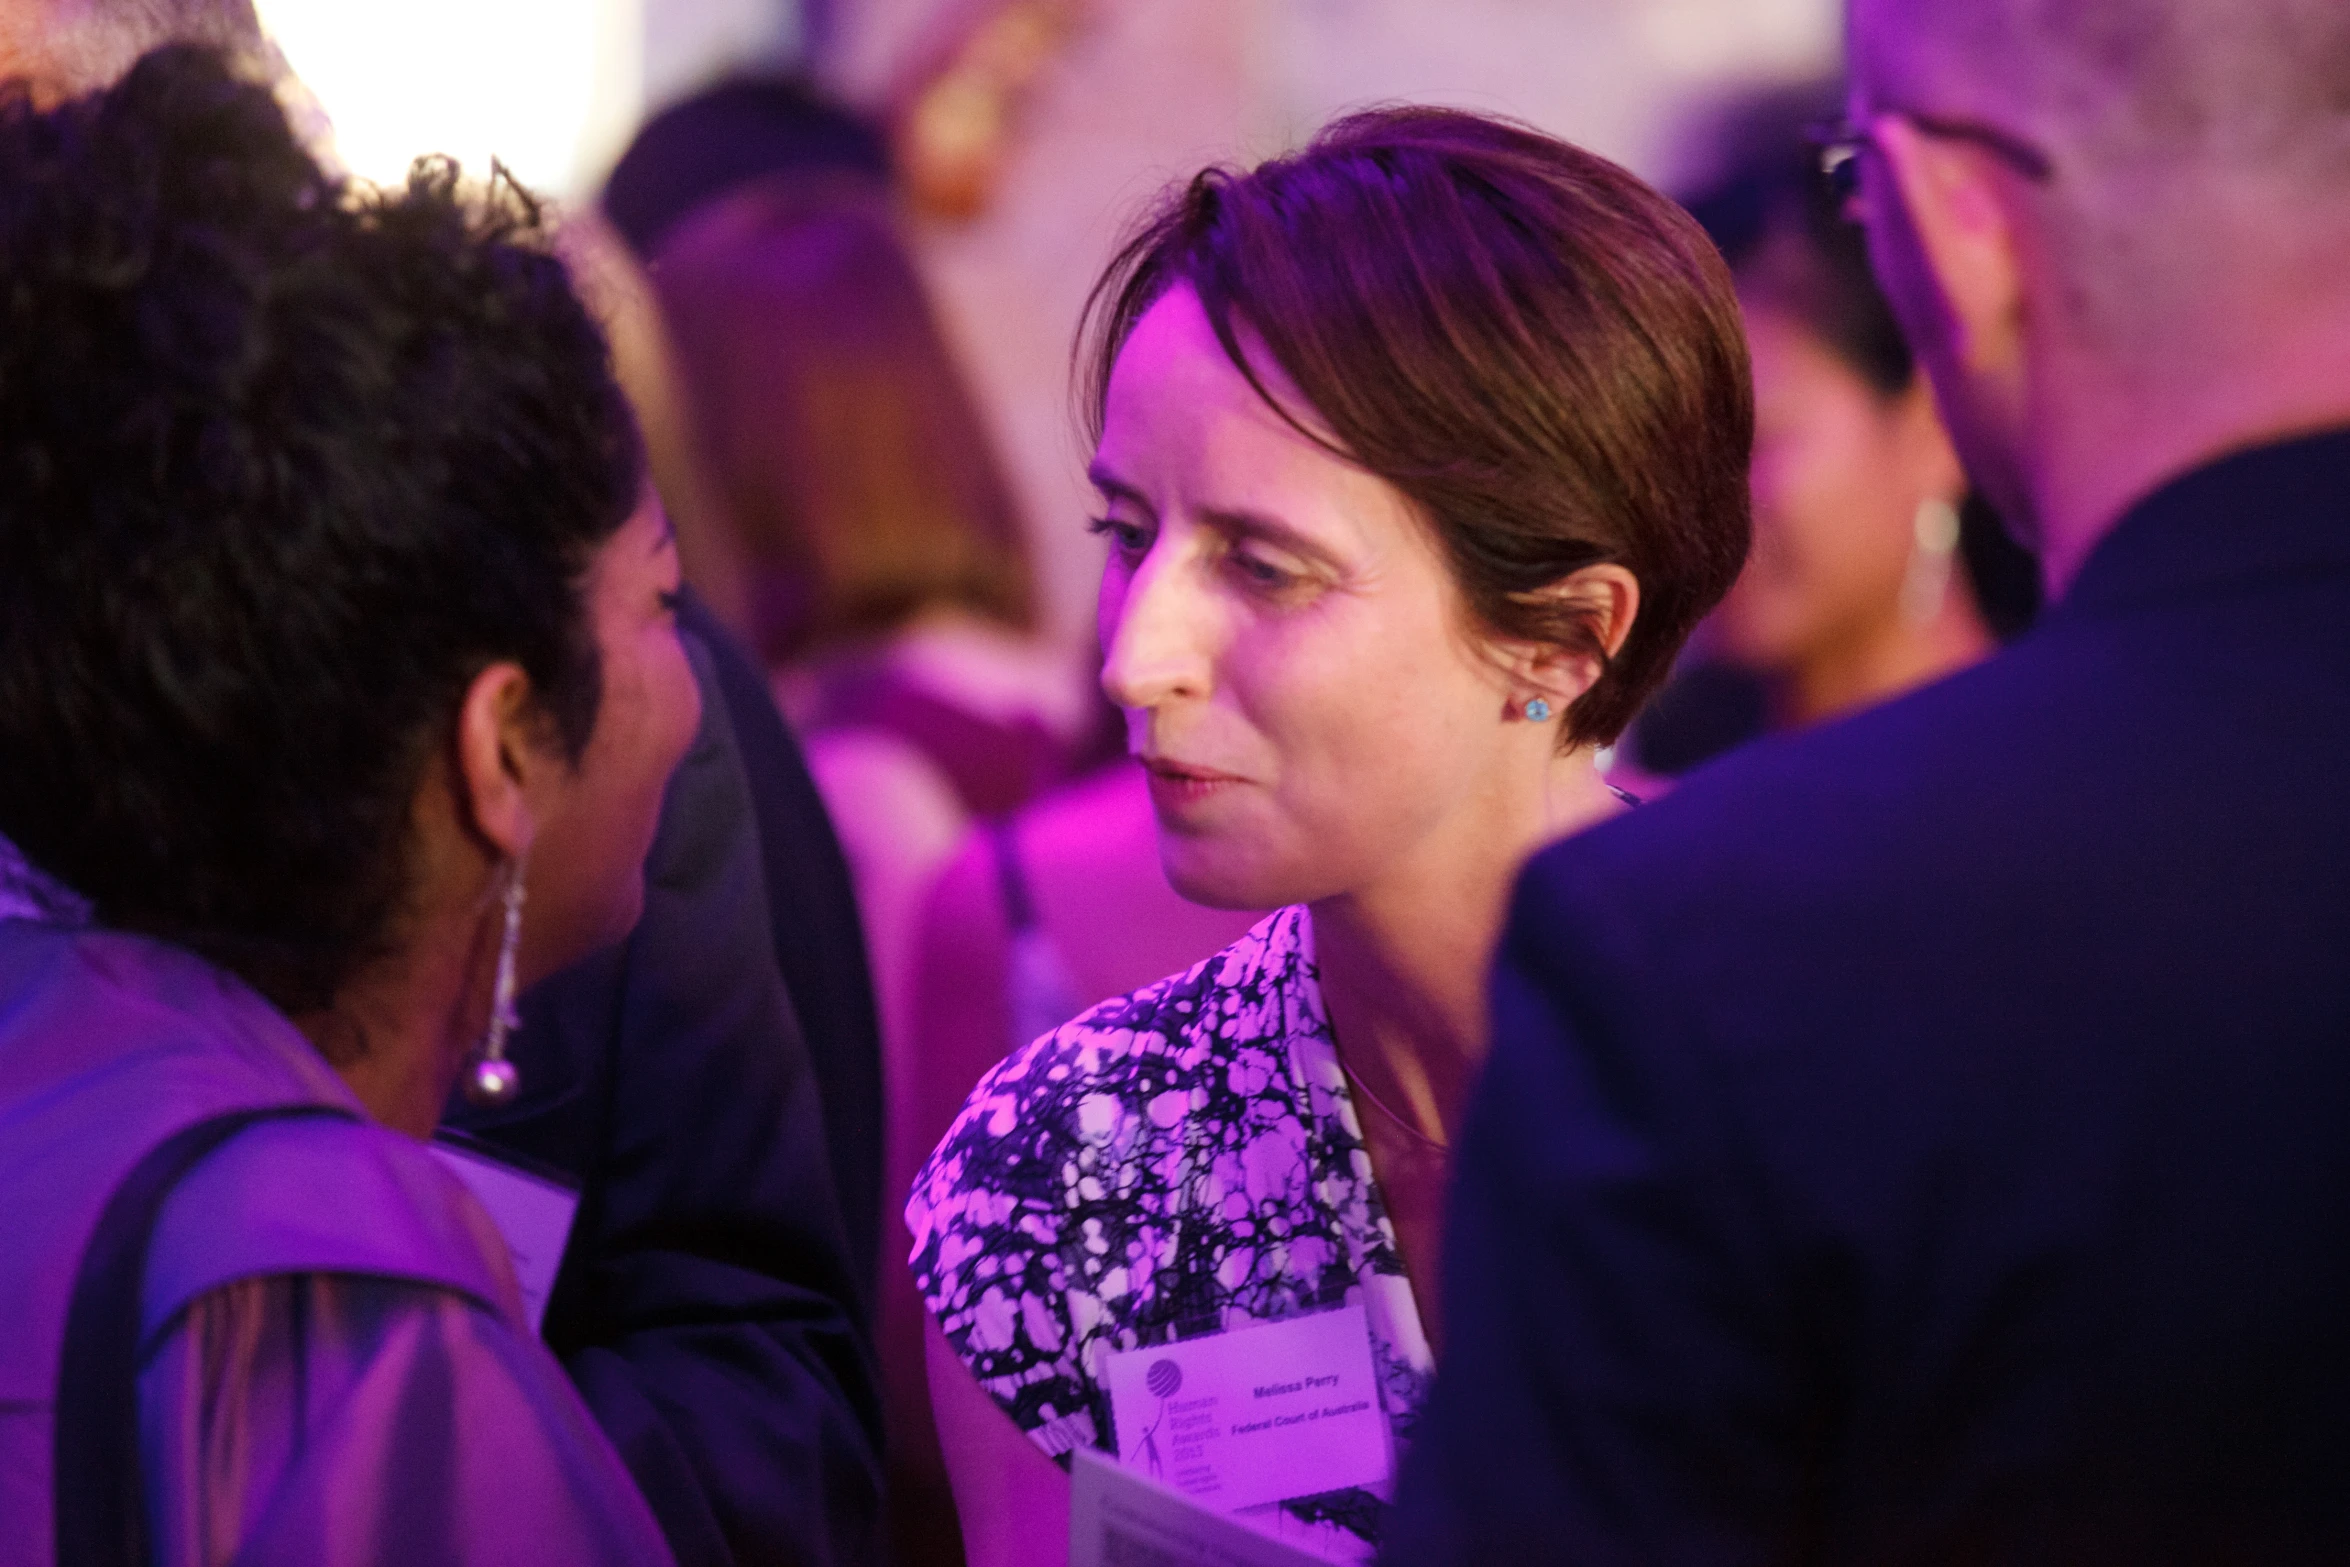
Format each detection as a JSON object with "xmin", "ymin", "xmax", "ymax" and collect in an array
[
  {"xmin": 463, "ymin": 856, "xmax": 527, "ymax": 1107},
  {"xmin": 1900, "ymin": 496, "xmax": 1962, "ymax": 628},
  {"xmin": 1523, "ymin": 697, "xmax": 1554, "ymax": 723}
]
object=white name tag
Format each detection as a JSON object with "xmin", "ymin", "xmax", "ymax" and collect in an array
[
  {"xmin": 430, "ymin": 1135, "xmax": 580, "ymax": 1336},
  {"xmin": 1103, "ymin": 1304, "xmax": 1389, "ymax": 1515}
]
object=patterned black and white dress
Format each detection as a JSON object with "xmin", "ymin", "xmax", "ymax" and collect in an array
[{"xmin": 907, "ymin": 906, "xmax": 1434, "ymax": 1554}]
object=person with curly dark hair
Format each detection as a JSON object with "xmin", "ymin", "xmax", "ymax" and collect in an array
[
  {"xmin": 1, "ymin": 8, "xmax": 894, "ymax": 1563},
  {"xmin": 0, "ymin": 47, "xmax": 691, "ymax": 1562}
]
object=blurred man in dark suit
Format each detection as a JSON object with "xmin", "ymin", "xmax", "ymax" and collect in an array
[{"xmin": 1389, "ymin": 0, "xmax": 2350, "ymax": 1560}]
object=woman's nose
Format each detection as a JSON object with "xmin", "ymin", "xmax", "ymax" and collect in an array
[{"xmin": 1100, "ymin": 549, "xmax": 1212, "ymax": 713}]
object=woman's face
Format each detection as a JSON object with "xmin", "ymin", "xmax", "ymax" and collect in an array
[
  {"xmin": 1715, "ymin": 297, "xmax": 1960, "ymax": 674},
  {"xmin": 517, "ymin": 496, "xmax": 701, "ymax": 980},
  {"xmin": 1090, "ymin": 287, "xmax": 1528, "ymax": 911}
]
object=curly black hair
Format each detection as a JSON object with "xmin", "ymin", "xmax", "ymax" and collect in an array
[{"xmin": 0, "ymin": 46, "xmax": 645, "ymax": 1015}]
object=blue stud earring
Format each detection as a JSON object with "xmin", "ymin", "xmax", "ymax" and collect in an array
[{"xmin": 1524, "ymin": 698, "xmax": 1553, "ymax": 723}]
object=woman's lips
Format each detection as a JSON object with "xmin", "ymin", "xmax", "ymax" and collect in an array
[
  {"xmin": 1140, "ymin": 755, "xmax": 1248, "ymax": 812},
  {"xmin": 1142, "ymin": 755, "xmax": 1244, "ymax": 784}
]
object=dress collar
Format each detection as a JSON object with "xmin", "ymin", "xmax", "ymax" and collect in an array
[{"xmin": 2059, "ymin": 426, "xmax": 2350, "ymax": 618}]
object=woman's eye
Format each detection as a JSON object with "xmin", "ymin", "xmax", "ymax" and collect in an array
[
  {"xmin": 1227, "ymin": 548, "xmax": 1298, "ymax": 591},
  {"xmin": 1087, "ymin": 515, "xmax": 1151, "ymax": 555}
]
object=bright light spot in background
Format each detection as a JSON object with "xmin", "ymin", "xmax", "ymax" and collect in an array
[
  {"xmin": 1634, "ymin": 0, "xmax": 1839, "ymax": 81},
  {"xmin": 254, "ymin": 0, "xmax": 645, "ymax": 199}
]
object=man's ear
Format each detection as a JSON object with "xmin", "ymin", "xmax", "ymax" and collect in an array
[
  {"xmin": 453, "ymin": 660, "xmax": 543, "ymax": 861},
  {"xmin": 1502, "ymin": 563, "xmax": 1641, "ymax": 713},
  {"xmin": 1873, "ymin": 115, "xmax": 2029, "ymax": 381}
]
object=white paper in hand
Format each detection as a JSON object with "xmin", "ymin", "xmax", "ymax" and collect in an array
[
  {"xmin": 430, "ymin": 1132, "xmax": 579, "ymax": 1336},
  {"xmin": 1070, "ymin": 1446, "xmax": 1332, "ymax": 1567}
]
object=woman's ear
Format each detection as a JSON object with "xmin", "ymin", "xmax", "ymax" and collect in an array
[
  {"xmin": 1502, "ymin": 563, "xmax": 1641, "ymax": 712},
  {"xmin": 452, "ymin": 660, "xmax": 544, "ymax": 861}
]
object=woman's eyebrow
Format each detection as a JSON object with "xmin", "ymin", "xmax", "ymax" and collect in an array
[{"xmin": 1086, "ymin": 464, "xmax": 1152, "ymax": 513}]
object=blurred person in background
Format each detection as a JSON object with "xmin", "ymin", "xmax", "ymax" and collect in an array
[
  {"xmin": 1389, "ymin": 0, "xmax": 2350, "ymax": 1552},
  {"xmin": 1617, "ymin": 88, "xmax": 2040, "ymax": 786},
  {"xmin": 908, "ymin": 106, "xmax": 1752, "ymax": 1564},
  {"xmin": 0, "ymin": 48, "xmax": 681, "ymax": 1561},
  {"xmin": 1, "ymin": 7, "xmax": 891, "ymax": 1563},
  {"xmin": 652, "ymin": 178, "xmax": 1087, "ymax": 1035},
  {"xmin": 649, "ymin": 173, "xmax": 1087, "ymax": 1141},
  {"xmin": 605, "ymin": 73, "xmax": 896, "ymax": 270}
]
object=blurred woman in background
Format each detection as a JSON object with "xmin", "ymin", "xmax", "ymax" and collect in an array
[
  {"xmin": 1618, "ymin": 91, "xmax": 2038, "ymax": 781},
  {"xmin": 651, "ymin": 176, "xmax": 1087, "ymax": 1058},
  {"xmin": 910, "ymin": 106, "xmax": 1753, "ymax": 1563},
  {"xmin": 0, "ymin": 49, "xmax": 689, "ymax": 1560}
]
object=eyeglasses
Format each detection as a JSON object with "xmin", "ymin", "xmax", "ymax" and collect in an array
[{"xmin": 1809, "ymin": 110, "xmax": 2055, "ymax": 209}]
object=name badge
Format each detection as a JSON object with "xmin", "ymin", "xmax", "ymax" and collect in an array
[
  {"xmin": 430, "ymin": 1132, "xmax": 580, "ymax": 1336},
  {"xmin": 1103, "ymin": 1303, "xmax": 1388, "ymax": 1514}
]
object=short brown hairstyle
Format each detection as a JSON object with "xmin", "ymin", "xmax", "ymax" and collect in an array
[
  {"xmin": 655, "ymin": 176, "xmax": 1033, "ymax": 665},
  {"xmin": 1077, "ymin": 106, "xmax": 1752, "ymax": 745}
]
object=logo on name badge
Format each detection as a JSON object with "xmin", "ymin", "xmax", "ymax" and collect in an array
[{"xmin": 1131, "ymin": 1360, "xmax": 1185, "ymax": 1476}]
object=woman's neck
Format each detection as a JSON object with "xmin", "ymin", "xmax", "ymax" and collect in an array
[
  {"xmin": 1786, "ymin": 595, "xmax": 1995, "ymax": 728},
  {"xmin": 302, "ymin": 886, "xmax": 502, "ymax": 1139},
  {"xmin": 1310, "ymin": 748, "xmax": 1624, "ymax": 1143}
]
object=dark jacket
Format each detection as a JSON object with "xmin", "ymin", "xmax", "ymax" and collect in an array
[
  {"xmin": 446, "ymin": 602, "xmax": 886, "ymax": 1567},
  {"xmin": 681, "ymin": 594, "xmax": 886, "ymax": 1285},
  {"xmin": 1388, "ymin": 431, "xmax": 2350, "ymax": 1564}
]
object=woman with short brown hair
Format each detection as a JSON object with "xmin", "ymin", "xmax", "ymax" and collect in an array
[{"xmin": 908, "ymin": 106, "xmax": 1752, "ymax": 1563}]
